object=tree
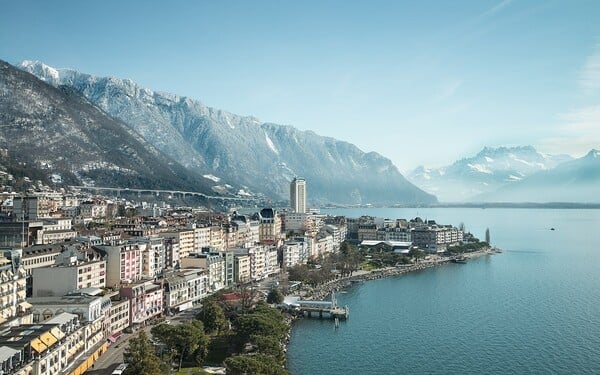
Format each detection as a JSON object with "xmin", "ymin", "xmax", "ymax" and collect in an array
[
  {"xmin": 266, "ymin": 288, "xmax": 284, "ymax": 304},
  {"xmin": 123, "ymin": 331, "xmax": 163, "ymax": 375},
  {"xmin": 151, "ymin": 321, "xmax": 210, "ymax": 369},
  {"xmin": 224, "ymin": 354, "xmax": 291, "ymax": 375},
  {"xmin": 198, "ymin": 298, "xmax": 228, "ymax": 335},
  {"xmin": 485, "ymin": 228, "xmax": 491, "ymax": 244}
]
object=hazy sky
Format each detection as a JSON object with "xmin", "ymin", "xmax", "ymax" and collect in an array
[{"xmin": 2, "ymin": 0, "xmax": 600, "ymax": 173}]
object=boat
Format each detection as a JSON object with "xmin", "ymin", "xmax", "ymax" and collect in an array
[
  {"xmin": 550, "ymin": 227, "xmax": 555, "ymax": 231},
  {"xmin": 451, "ymin": 256, "xmax": 467, "ymax": 264}
]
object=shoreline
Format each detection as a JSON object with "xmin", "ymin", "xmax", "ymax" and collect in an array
[{"xmin": 305, "ymin": 246, "xmax": 496, "ymax": 301}]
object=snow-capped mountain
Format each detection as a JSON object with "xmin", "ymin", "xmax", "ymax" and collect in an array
[
  {"xmin": 19, "ymin": 60, "xmax": 436, "ymax": 205},
  {"xmin": 0, "ymin": 60, "xmax": 215, "ymax": 192},
  {"xmin": 408, "ymin": 146, "xmax": 572, "ymax": 202},
  {"xmin": 476, "ymin": 149, "xmax": 600, "ymax": 203}
]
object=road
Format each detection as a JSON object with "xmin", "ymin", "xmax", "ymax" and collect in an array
[{"xmin": 86, "ymin": 308, "xmax": 201, "ymax": 375}]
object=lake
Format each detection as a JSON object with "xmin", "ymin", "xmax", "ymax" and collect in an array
[{"xmin": 287, "ymin": 208, "xmax": 600, "ymax": 374}]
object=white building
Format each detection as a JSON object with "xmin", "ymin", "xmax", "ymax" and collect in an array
[{"xmin": 290, "ymin": 177, "xmax": 307, "ymax": 213}]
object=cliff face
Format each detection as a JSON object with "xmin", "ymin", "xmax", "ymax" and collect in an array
[{"xmin": 20, "ymin": 60, "xmax": 436, "ymax": 205}]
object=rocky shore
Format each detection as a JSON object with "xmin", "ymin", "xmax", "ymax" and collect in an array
[{"xmin": 298, "ymin": 246, "xmax": 497, "ymax": 302}]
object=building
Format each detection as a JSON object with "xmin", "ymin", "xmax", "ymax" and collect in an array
[
  {"xmin": 232, "ymin": 251, "xmax": 251, "ymax": 283},
  {"xmin": 0, "ymin": 312, "xmax": 107, "ymax": 375},
  {"xmin": 0, "ymin": 252, "xmax": 30, "ymax": 326},
  {"xmin": 119, "ymin": 280, "xmax": 163, "ymax": 326},
  {"xmin": 32, "ymin": 249, "xmax": 106, "ymax": 297},
  {"xmin": 282, "ymin": 240, "xmax": 309, "ymax": 268},
  {"xmin": 290, "ymin": 177, "xmax": 307, "ymax": 213},
  {"xmin": 257, "ymin": 208, "xmax": 281, "ymax": 244},
  {"xmin": 108, "ymin": 296, "xmax": 130, "ymax": 339},
  {"xmin": 28, "ymin": 293, "xmax": 111, "ymax": 324},
  {"xmin": 160, "ymin": 229, "xmax": 195, "ymax": 259},
  {"xmin": 95, "ymin": 243, "xmax": 144, "ymax": 287},
  {"xmin": 180, "ymin": 253, "xmax": 225, "ymax": 292},
  {"xmin": 163, "ymin": 269, "xmax": 208, "ymax": 313}
]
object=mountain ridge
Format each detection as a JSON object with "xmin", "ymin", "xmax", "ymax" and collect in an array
[
  {"xmin": 19, "ymin": 60, "xmax": 436, "ymax": 205},
  {"xmin": 408, "ymin": 145, "xmax": 572, "ymax": 202},
  {"xmin": 0, "ymin": 59, "xmax": 220, "ymax": 194}
]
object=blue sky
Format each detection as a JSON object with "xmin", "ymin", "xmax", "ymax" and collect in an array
[{"xmin": 1, "ymin": 0, "xmax": 600, "ymax": 172}]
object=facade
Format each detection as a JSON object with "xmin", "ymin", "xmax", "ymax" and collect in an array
[
  {"xmin": 0, "ymin": 253, "xmax": 30, "ymax": 326},
  {"xmin": 411, "ymin": 226, "xmax": 463, "ymax": 253},
  {"xmin": 108, "ymin": 297, "xmax": 130, "ymax": 337},
  {"xmin": 282, "ymin": 241, "xmax": 309, "ymax": 268},
  {"xmin": 163, "ymin": 269, "xmax": 208, "ymax": 313},
  {"xmin": 0, "ymin": 313, "xmax": 107, "ymax": 375},
  {"xmin": 290, "ymin": 177, "xmax": 307, "ymax": 213},
  {"xmin": 119, "ymin": 280, "xmax": 163, "ymax": 326},
  {"xmin": 258, "ymin": 208, "xmax": 282, "ymax": 244},
  {"xmin": 32, "ymin": 248, "xmax": 106, "ymax": 297},
  {"xmin": 233, "ymin": 252, "xmax": 251, "ymax": 283},
  {"xmin": 160, "ymin": 230, "xmax": 195, "ymax": 259},
  {"xmin": 180, "ymin": 253, "xmax": 225, "ymax": 292},
  {"xmin": 28, "ymin": 293, "xmax": 111, "ymax": 324},
  {"xmin": 96, "ymin": 243, "xmax": 144, "ymax": 287},
  {"xmin": 34, "ymin": 219, "xmax": 77, "ymax": 245}
]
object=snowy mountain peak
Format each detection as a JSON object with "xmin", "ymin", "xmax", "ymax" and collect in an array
[
  {"xmin": 584, "ymin": 149, "xmax": 600, "ymax": 159},
  {"xmin": 408, "ymin": 145, "xmax": 574, "ymax": 202}
]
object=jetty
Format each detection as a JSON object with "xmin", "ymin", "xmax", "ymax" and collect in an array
[{"xmin": 287, "ymin": 292, "xmax": 349, "ymax": 320}]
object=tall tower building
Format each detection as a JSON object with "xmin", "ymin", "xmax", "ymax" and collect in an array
[{"xmin": 290, "ymin": 177, "xmax": 307, "ymax": 213}]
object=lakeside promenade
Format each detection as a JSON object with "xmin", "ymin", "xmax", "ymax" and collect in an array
[{"xmin": 296, "ymin": 247, "xmax": 497, "ymax": 303}]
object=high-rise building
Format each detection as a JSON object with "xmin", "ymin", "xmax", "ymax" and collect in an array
[{"xmin": 290, "ymin": 177, "xmax": 307, "ymax": 213}]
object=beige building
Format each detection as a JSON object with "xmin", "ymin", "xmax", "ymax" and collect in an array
[
  {"xmin": 160, "ymin": 229, "xmax": 195, "ymax": 259},
  {"xmin": 258, "ymin": 208, "xmax": 282, "ymax": 244},
  {"xmin": 32, "ymin": 250, "xmax": 106, "ymax": 297},
  {"xmin": 108, "ymin": 297, "xmax": 130, "ymax": 338},
  {"xmin": 0, "ymin": 252, "xmax": 30, "ymax": 326},
  {"xmin": 0, "ymin": 312, "xmax": 106, "ymax": 375},
  {"xmin": 180, "ymin": 253, "xmax": 225, "ymax": 292},
  {"xmin": 233, "ymin": 253, "xmax": 251, "ymax": 283}
]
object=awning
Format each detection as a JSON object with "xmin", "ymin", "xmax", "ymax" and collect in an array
[
  {"xmin": 30, "ymin": 338, "xmax": 48, "ymax": 353},
  {"xmin": 40, "ymin": 332, "xmax": 58, "ymax": 347},
  {"xmin": 19, "ymin": 301, "xmax": 33, "ymax": 309},
  {"xmin": 50, "ymin": 327, "xmax": 65, "ymax": 340},
  {"xmin": 108, "ymin": 336, "xmax": 117, "ymax": 343}
]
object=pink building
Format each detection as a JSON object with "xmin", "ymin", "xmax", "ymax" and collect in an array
[
  {"xmin": 96, "ymin": 243, "xmax": 144, "ymax": 287},
  {"xmin": 119, "ymin": 280, "xmax": 163, "ymax": 326}
]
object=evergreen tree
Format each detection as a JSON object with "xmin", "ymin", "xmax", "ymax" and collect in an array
[
  {"xmin": 266, "ymin": 288, "xmax": 284, "ymax": 304},
  {"xmin": 123, "ymin": 331, "xmax": 163, "ymax": 375},
  {"xmin": 198, "ymin": 298, "xmax": 228, "ymax": 335}
]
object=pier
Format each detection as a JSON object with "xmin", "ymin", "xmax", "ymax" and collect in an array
[{"xmin": 293, "ymin": 292, "xmax": 349, "ymax": 320}]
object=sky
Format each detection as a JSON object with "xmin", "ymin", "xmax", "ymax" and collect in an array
[{"xmin": 1, "ymin": 0, "xmax": 600, "ymax": 173}]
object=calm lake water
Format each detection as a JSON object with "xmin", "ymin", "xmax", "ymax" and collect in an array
[{"xmin": 287, "ymin": 208, "xmax": 600, "ymax": 374}]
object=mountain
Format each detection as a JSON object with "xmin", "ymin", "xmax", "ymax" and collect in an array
[
  {"xmin": 408, "ymin": 146, "xmax": 572, "ymax": 202},
  {"xmin": 0, "ymin": 59, "xmax": 218, "ymax": 193},
  {"xmin": 475, "ymin": 149, "xmax": 600, "ymax": 203},
  {"xmin": 19, "ymin": 60, "xmax": 436, "ymax": 205}
]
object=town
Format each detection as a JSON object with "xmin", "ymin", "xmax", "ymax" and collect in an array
[{"xmin": 0, "ymin": 176, "xmax": 480, "ymax": 375}]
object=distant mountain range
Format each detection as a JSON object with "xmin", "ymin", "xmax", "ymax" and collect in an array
[
  {"xmin": 408, "ymin": 146, "xmax": 573, "ymax": 202},
  {"xmin": 409, "ymin": 145, "xmax": 600, "ymax": 203},
  {"xmin": 18, "ymin": 60, "xmax": 435, "ymax": 205},
  {"xmin": 0, "ymin": 60, "xmax": 214, "ymax": 193},
  {"xmin": 476, "ymin": 149, "xmax": 600, "ymax": 203}
]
